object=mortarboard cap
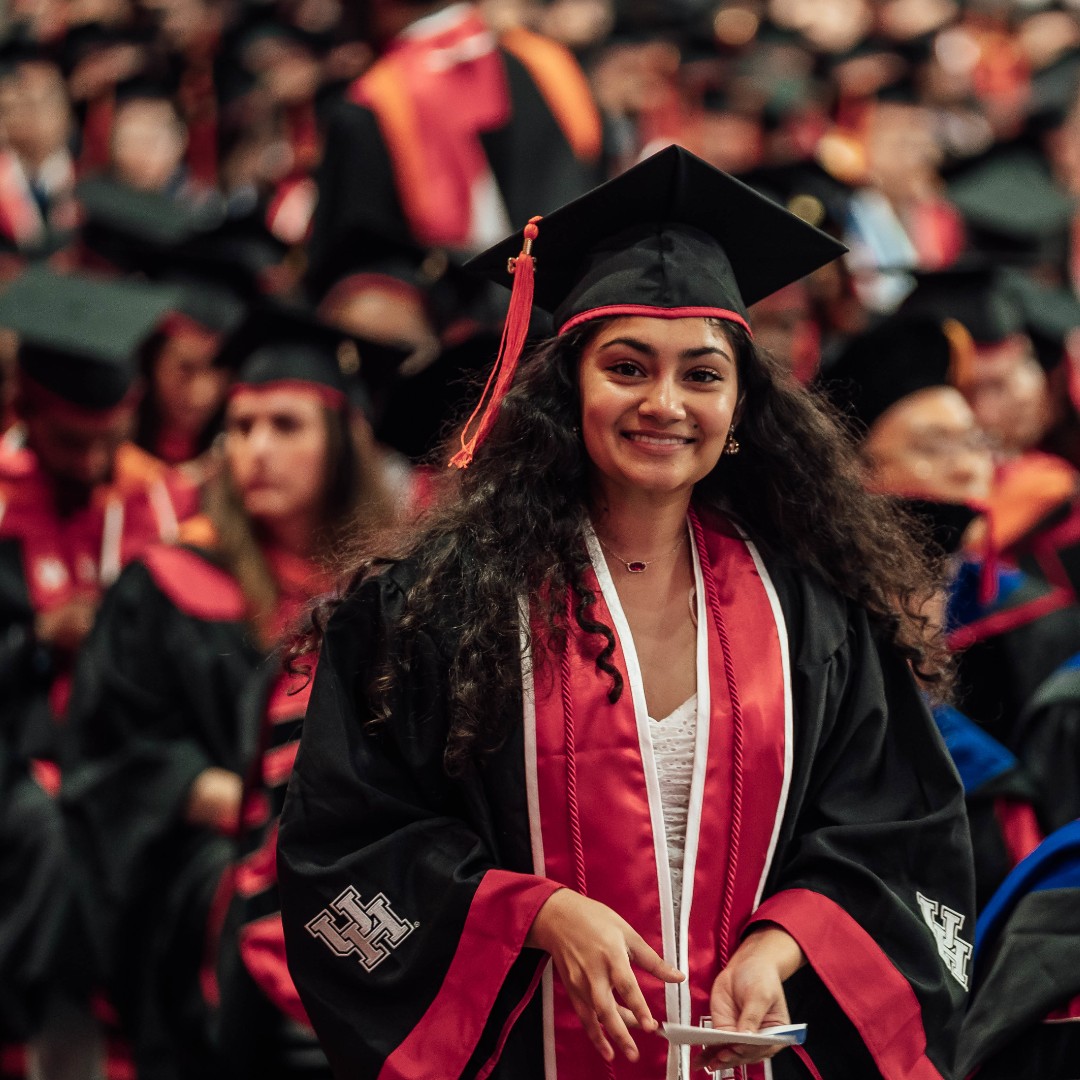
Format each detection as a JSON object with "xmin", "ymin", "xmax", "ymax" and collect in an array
[
  {"xmin": 77, "ymin": 176, "xmax": 218, "ymax": 259},
  {"xmin": 0, "ymin": 266, "xmax": 183, "ymax": 409},
  {"xmin": 898, "ymin": 264, "xmax": 1027, "ymax": 343},
  {"xmin": 216, "ymin": 302, "xmax": 410, "ymax": 418},
  {"xmin": 468, "ymin": 144, "xmax": 847, "ymax": 333},
  {"xmin": 945, "ymin": 147, "xmax": 1075, "ymax": 263},
  {"xmin": 376, "ymin": 330, "xmax": 501, "ymax": 461},
  {"xmin": 306, "ymin": 220, "xmax": 486, "ymax": 333},
  {"xmin": 819, "ymin": 315, "xmax": 960, "ymax": 434},
  {"xmin": 456, "ymin": 144, "xmax": 847, "ymax": 466},
  {"xmin": 1002, "ymin": 268, "xmax": 1080, "ymax": 369}
]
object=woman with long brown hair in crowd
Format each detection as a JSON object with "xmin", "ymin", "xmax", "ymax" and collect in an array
[{"xmin": 61, "ymin": 307, "xmax": 402, "ymax": 1080}]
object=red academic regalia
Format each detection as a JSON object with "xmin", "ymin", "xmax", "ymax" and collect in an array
[
  {"xmin": 0, "ymin": 441, "xmax": 195, "ymax": 1049},
  {"xmin": 306, "ymin": 3, "xmax": 603, "ymax": 274},
  {"xmin": 279, "ymin": 511, "xmax": 974, "ymax": 1079},
  {"xmin": 62, "ymin": 530, "xmax": 325, "ymax": 1080}
]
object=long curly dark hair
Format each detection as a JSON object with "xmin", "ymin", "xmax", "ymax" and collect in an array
[{"xmin": 335, "ymin": 317, "xmax": 950, "ymax": 774}]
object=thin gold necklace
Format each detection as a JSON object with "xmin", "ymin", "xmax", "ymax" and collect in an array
[{"xmin": 596, "ymin": 532, "xmax": 687, "ymax": 573}]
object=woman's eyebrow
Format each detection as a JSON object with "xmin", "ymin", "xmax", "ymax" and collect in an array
[{"xmin": 597, "ymin": 337, "xmax": 734, "ymax": 363}]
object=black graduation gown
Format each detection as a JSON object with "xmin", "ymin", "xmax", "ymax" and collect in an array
[
  {"xmin": 61, "ymin": 545, "xmax": 264, "ymax": 1080},
  {"xmin": 947, "ymin": 566, "xmax": 1080, "ymax": 747},
  {"xmin": 0, "ymin": 742, "xmax": 82, "ymax": 1042},
  {"xmin": 956, "ymin": 820, "xmax": 1080, "ymax": 1079},
  {"xmin": 278, "ymin": 550, "xmax": 975, "ymax": 1080},
  {"xmin": 1009, "ymin": 656, "xmax": 1080, "ymax": 832},
  {"xmin": 306, "ymin": 40, "xmax": 602, "ymax": 277},
  {"xmin": 932, "ymin": 705, "xmax": 1044, "ymax": 911},
  {"xmin": 214, "ymin": 667, "xmax": 330, "ymax": 1080}
]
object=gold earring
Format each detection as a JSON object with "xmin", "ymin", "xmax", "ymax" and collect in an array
[{"xmin": 724, "ymin": 431, "xmax": 740, "ymax": 456}]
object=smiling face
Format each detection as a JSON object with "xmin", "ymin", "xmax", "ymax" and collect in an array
[{"xmin": 577, "ymin": 316, "xmax": 740, "ymax": 504}]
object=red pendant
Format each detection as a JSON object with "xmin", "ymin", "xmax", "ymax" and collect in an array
[{"xmin": 627, "ymin": 561, "xmax": 647, "ymax": 573}]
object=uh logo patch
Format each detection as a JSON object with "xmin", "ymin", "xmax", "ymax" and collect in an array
[
  {"xmin": 306, "ymin": 886, "xmax": 417, "ymax": 972},
  {"xmin": 916, "ymin": 892, "xmax": 972, "ymax": 990}
]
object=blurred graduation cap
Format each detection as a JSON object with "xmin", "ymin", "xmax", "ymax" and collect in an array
[
  {"xmin": 819, "ymin": 315, "xmax": 960, "ymax": 433},
  {"xmin": 736, "ymin": 159, "xmax": 852, "ymax": 236},
  {"xmin": 216, "ymin": 302, "xmax": 411, "ymax": 419},
  {"xmin": 457, "ymin": 144, "xmax": 847, "ymax": 466},
  {"xmin": 0, "ymin": 266, "xmax": 183, "ymax": 409},
  {"xmin": 376, "ymin": 331, "xmax": 501, "ymax": 461},
  {"xmin": 1003, "ymin": 268, "xmax": 1080, "ymax": 369},
  {"xmin": 946, "ymin": 147, "xmax": 1075, "ymax": 263},
  {"xmin": 0, "ymin": 30, "xmax": 54, "ymax": 76},
  {"xmin": 898, "ymin": 264, "xmax": 1027, "ymax": 343},
  {"xmin": 77, "ymin": 176, "xmax": 217, "ymax": 257},
  {"xmin": 1027, "ymin": 47, "xmax": 1080, "ymax": 131},
  {"xmin": 306, "ymin": 220, "xmax": 486, "ymax": 333}
]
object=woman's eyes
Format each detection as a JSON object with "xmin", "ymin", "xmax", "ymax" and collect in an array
[{"xmin": 605, "ymin": 361, "xmax": 724, "ymax": 383}]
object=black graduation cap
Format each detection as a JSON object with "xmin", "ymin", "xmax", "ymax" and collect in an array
[
  {"xmin": 216, "ymin": 302, "xmax": 410, "ymax": 418},
  {"xmin": 736, "ymin": 159, "xmax": 852, "ymax": 235},
  {"xmin": 0, "ymin": 266, "xmax": 184, "ymax": 409},
  {"xmin": 898, "ymin": 264, "xmax": 1027, "ymax": 344},
  {"xmin": 819, "ymin": 315, "xmax": 958, "ymax": 434},
  {"xmin": 1028, "ymin": 47, "xmax": 1080, "ymax": 132},
  {"xmin": 455, "ymin": 144, "xmax": 847, "ymax": 467},
  {"xmin": 0, "ymin": 30, "xmax": 53, "ymax": 76},
  {"xmin": 376, "ymin": 330, "xmax": 501, "ymax": 461},
  {"xmin": 1003, "ymin": 268, "xmax": 1080, "ymax": 369},
  {"xmin": 306, "ymin": 220, "xmax": 486, "ymax": 333},
  {"xmin": 468, "ymin": 144, "xmax": 848, "ymax": 332},
  {"xmin": 77, "ymin": 176, "xmax": 218, "ymax": 257},
  {"xmin": 946, "ymin": 147, "xmax": 1075, "ymax": 263}
]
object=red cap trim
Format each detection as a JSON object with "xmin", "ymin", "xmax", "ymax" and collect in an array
[
  {"xmin": 317, "ymin": 273, "xmax": 427, "ymax": 320},
  {"xmin": 228, "ymin": 380, "xmax": 347, "ymax": 411},
  {"xmin": 159, "ymin": 312, "xmax": 224, "ymax": 342},
  {"xmin": 557, "ymin": 304, "xmax": 753, "ymax": 338}
]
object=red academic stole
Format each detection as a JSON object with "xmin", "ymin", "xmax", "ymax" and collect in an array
[{"xmin": 526, "ymin": 511, "xmax": 790, "ymax": 1079}]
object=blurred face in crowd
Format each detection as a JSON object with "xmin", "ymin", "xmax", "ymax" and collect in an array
[
  {"xmin": 865, "ymin": 102, "xmax": 942, "ymax": 203},
  {"xmin": 861, "ymin": 386, "xmax": 994, "ymax": 504},
  {"xmin": 0, "ymin": 62, "xmax": 72, "ymax": 170},
  {"xmin": 749, "ymin": 282, "xmax": 820, "ymax": 384},
  {"xmin": 110, "ymin": 97, "xmax": 187, "ymax": 191},
  {"xmin": 320, "ymin": 279, "xmax": 440, "ymax": 376},
  {"xmin": 224, "ymin": 387, "xmax": 330, "ymax": 527},
  {"xmin": 962, "ymin": 335, "xmax": 1052, "ymax": 456},
  {"xmin": 152, "ymin": 328, "xmax": 229, "ymax": 440},
  {"xmin": 21, "ymin": 393, "xmax": 136, "ymax": 503}
]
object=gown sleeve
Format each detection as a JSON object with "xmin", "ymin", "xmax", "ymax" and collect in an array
[
  {"xmin": 749, "ymin": 595, "xmax": 975, "ymax": 1080},
  {"xmin": 277, "ymin": 568, "xmax": 562, "ymax": 1080}
]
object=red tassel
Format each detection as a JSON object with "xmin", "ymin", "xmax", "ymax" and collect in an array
[
  {"xmin": 449, "ymin": 216, "xmax": 542, "ymax": 468},
  {"xmin": 978, "ymin": 501, "xmax": 1000, "ymax": 608}
]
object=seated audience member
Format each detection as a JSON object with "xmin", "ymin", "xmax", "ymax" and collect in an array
[
  {"xmin": 957, "ymin": 820, "xmax": 1080, "ymax": 1079},
  {"xmin": 62, "ymin": 306, "xmax": 403, "ymax": 1080}
]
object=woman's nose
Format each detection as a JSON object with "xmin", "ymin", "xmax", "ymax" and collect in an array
[{"xmin": 638, "ymin": 377, "xmax": 685, "ymax": 421}]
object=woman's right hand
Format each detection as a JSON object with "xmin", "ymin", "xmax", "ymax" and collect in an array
[{"xmin": 525, "ymin": 888, "xmax": 684, "ymax": 1063}]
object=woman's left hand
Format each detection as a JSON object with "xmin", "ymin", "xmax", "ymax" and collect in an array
[{"xmin": 692, "ymin": 924, "xmax": 806, "ymax": 1073}]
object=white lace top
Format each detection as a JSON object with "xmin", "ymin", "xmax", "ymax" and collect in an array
[{"xmin": 649, "ymin": 693, "xmax": 698, "ymax": 934}]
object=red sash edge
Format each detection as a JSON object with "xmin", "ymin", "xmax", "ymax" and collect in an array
[
  {"xmin": 377, "ymin": 871, "xmax": 560, "ymax": 1080},
  {"xmin": 750, "ymin": 889, "xmax": 943, "ymax": 1080},
  {"xmin": 523, "ymin": 513, "xmax": 790, "ymax": 1079}
]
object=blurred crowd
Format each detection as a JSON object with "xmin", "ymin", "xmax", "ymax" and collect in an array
[{"xmin": 3, "ymin": 0, "xmax": 1080, "ymax": 1078}]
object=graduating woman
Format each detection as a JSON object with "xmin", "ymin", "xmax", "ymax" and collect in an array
[
  {"xmin": 278, "ymin": 147, "xmax": 976, "ymax": 1079},
  {"xmin": 61, "ymin": 308, "xmax": 401, "ymax": 1080}
]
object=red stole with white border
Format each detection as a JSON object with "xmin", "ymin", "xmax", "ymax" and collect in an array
[{"xmin": 525, "ymin": 510, "xmax": 791, "ymax": 1079}]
